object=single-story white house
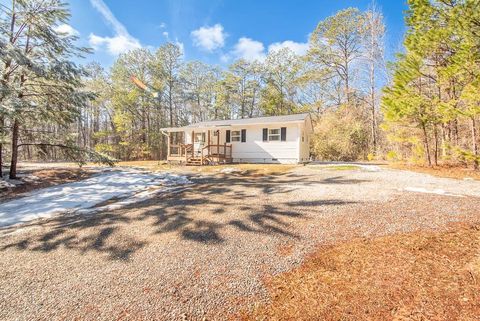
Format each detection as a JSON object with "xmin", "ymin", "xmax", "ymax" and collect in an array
[{"xmin": 160, "ymin": 113, "xmax": 313, "ymax": 165}]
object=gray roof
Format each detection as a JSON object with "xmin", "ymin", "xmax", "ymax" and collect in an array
[{"xmin": 161, "ymin": 113, "xmax": 310, "ymax": 131}]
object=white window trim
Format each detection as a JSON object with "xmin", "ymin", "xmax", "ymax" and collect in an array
[
  {"xmin": 231, "ymin": 130, "xmax": 241, "ymax": 142},
  {"xmin": 268, "ymin": 128, "xmax": 281, "ymax": 142}
]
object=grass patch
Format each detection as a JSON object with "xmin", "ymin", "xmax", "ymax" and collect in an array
[
  {"xmin": 216, "ymin": 164, "xmax": 297, "ymax": 176},
  {"xmin": 117, "ymin": 161, "xmax": 297, "ymax": 176},
  {"xmin": 242, "ymin": 223, "xmax": 480, "ymax": 320},
  {"xmin": 326, "ymin": 165, "xmax": 360, "ymax": 171},
  {"xmin": 18, "ymin": 161, "xmax": 298, "ymax": 177},
  {"xmin": 308, "ymin": 164, "xmax": 361, "ymax": 171}
]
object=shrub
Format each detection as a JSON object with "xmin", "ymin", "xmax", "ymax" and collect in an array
[
  {"xmin": 312, "ymin": 108, "xmax": 369, "ymax": 161},
  {"xmin": 386, "ymin": 150, "xmax": 398, "ymax": 161}
]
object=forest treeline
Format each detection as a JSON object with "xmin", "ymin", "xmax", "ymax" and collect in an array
[
  {"xmin": 383, "ymin": 0, "xmax": 480, "ymax": 169},
  {"xmin": 77, "ymin": 4, "xmax": 386, "ymax": 162},
  {"xmin": 1, "ymin": 0, "xmax": 479, "ymax": 179}
]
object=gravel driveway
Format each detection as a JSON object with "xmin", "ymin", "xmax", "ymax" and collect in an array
[{"xmin": 1, "ymin": 165, "xmax": 479, "ymax": 320}]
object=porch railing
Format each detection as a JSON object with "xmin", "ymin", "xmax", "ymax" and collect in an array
[
  {"xmin": 169, "ymin": 143, "xmax": 232, "ymax": 164},
  {"xmin": 201, "ymin": 144, "xmax": 232, "ymax": 162},
  {"xmin": 169, "ymin": 143, "xmax": 193, "ymax": 158}
]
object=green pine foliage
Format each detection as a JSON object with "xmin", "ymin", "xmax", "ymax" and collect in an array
[
  {"xmin": 382, "ymin": 0, "xmax": 480, "ymax": 168},
  {"xmin": 0, "ymin": 0, "xmax": 116, "ymax": 178}
]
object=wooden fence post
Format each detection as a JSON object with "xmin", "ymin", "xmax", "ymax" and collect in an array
[{"xmin": 167, "ymin": 133, "xmax": 171, "ymax": 158}]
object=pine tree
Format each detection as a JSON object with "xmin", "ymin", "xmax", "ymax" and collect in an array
[
  {"xmin": 383, "ymin": 0, "xmax": 480, "ymax": 168},
  {"xmin": 309, "ymin": 7, "xmax": 365, "ymax": 105},
  {"xmin": 0, "ymin": 0, "xmax": 113, "ymax": 178}
]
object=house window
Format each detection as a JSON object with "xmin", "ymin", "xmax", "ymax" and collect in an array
[
  {"xmin": 194, "ymin": 133, "xmax": 205, "ymax": 143},
  {"xmin": 268, "ymin": 129, "xmax": 281, "ymax": 141},
  {"xmin": 231, "ymin": 130, "xmax": 241, "ymax": 142},
  {"xmin": 170, "ymin": 132, "xmax": 184, "ymax": 144}
]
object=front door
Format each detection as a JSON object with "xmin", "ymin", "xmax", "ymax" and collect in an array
[{"xmin": 194, "ymin": 132, "xmax": 206, "ymax": 156}]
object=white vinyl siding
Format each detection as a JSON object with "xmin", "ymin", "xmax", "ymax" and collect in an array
[{"xmin": 229, "ymin": 124, "xmax": 299, "ymax": 163}]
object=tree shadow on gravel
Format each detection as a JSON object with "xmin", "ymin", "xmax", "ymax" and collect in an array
[
  {"xmin": 0, "ymin": 211, "xmax": 144, "ymax": 261},
  {"xmin": 0, "ymin": 171, "xmax": 363, "ymax": 260}
]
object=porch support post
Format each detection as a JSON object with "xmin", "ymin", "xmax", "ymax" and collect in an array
[
  {"xmin": 167, "ymin": 132, "xmax": 171, "ymax": 158},
  {"xmin": 182, "ymin": 131, "xmax": 186, "ymax": 157},
  {"xmin": 191, "ymin": 130, "xmax": 194, "ymax": 159}
]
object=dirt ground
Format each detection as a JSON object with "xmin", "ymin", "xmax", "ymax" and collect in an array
[
  {"xmin": 388, "ymin": 162, "xmax": 480, "ymax": 181},
  {"xmin": 0, "ymin": 164, "xmax": 479, "ymax": 320},
  {"xmin": 243, "ymin": 223, "xmax": 480, "ymax": 321}
]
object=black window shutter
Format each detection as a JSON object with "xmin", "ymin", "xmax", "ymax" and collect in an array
[
  {"xmin": 262, "ymin": 128, "xmax": 268, "ymax": 141},
  {"xmin": 281, "ymin": 127, "xmax": 287, "ymax": 141},
  {"xmin": 241, "ymin": 129, "xmax": 246, "ymax": 142},
  {"xmin": 226, "ymin": 130, "xmax": 231, "ymax": 143}
]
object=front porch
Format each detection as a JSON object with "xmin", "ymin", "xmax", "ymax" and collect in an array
[{"xmin": 166, "ymin": 129, "xmax": 233, "ymax": 166}]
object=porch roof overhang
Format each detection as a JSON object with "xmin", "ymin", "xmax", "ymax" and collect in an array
[{"xmin": 160, "ymin": 125, "xmax": 232, "ymax": 132}]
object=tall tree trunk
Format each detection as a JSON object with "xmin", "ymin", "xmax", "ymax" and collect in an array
[
  {"xmin": 9, "ymin": 120, "xmax": 19, "ymax": 179},
  {"xmin": 471, "ymin": 116, "xmax": 479, "ymax": 170},
  {"xmin": 0, "ymin": 1, "xmax": 17, "ymax": 177},
  {"xmin": 9, "ymin": 23, "xmax": 30, "ymax": 179},
  {"xmin": 250, "ymin": 87, "xmax": 257, "ymax": 118},
  {"xmin": 422, "ymin": 123, "xmax": 432, "ymax": 167},
  {"xmin": 345, "ymin": 62, "xmax": 350, "ymax": 105},
  {"xmin": 141, "ymin": 96, "xmax": 147, "ymax": 146},
  {"xmin": 453, "ymin": 118, "xmax": 459, "ymax": 146},
  {"xmin": 169, "ymin": 80, "xmax": 173, "ymax": 126},
  {"xmin": 433, "ymin": 124, "xmax": 439, "ymax": 166},
  {"xmin": 441, "ymin": 123, "xmax": 447, "ymax": 158},
  {"xmin": 369, "ymin": 60, "xmax": 377, "ymax": 155}
]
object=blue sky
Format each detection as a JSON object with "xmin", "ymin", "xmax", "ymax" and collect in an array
[{"xmin": 66, "ymin": 0, "xmax": 408, "ymax": 68}]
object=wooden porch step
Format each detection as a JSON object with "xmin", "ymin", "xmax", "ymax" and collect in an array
[{"xmin": 186, "ymin": 157, "xmax": 203, "ymax": 166}]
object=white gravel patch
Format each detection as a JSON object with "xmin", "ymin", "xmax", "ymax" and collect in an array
[
  {"xmin": 0, "ymin": 168, "xmax": 191, "ymax": 227},
  {"xmin": 403, "ymin": 187, "xmax": 465, "ymax": 197},
  {"xmin": 295, "ymin": 165, "xmax": 480, "ymax": 201}
]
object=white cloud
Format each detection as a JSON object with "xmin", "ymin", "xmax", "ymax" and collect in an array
[
  {"xmin": 89, "ymin": 0, "xmax": 141, "ymax": 55},
  {"xmin": 191, "ymin": 24, "xmax": 226, "ymax": 52},
  {"xmin": 54, "ymin": 24, "xmax": 80, "ymax": 37},
  {"xmin": 162, "ymin": 31, "xmax": 169, "ymax": 38},
  {"xmin": 268, "ymin": 40, "xmax": 309, "ymax": 56},
  {"xmin": 158, "ymin": 22, "xmax": 166, "ymax": 29},
  {"xmin": 89, "ymin": 34, "xmax": 141, "ymax": 56},
  {"xmin": 232, "ymin": 37, "xmax": 265, "ymax": 62},
  {"xmin": 220, "ymin": 54, "xmax": 230, "ymax": 63},
  {"xmin": 90, "ymin": 0, "xmax": 128, "ymax": 36}
]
